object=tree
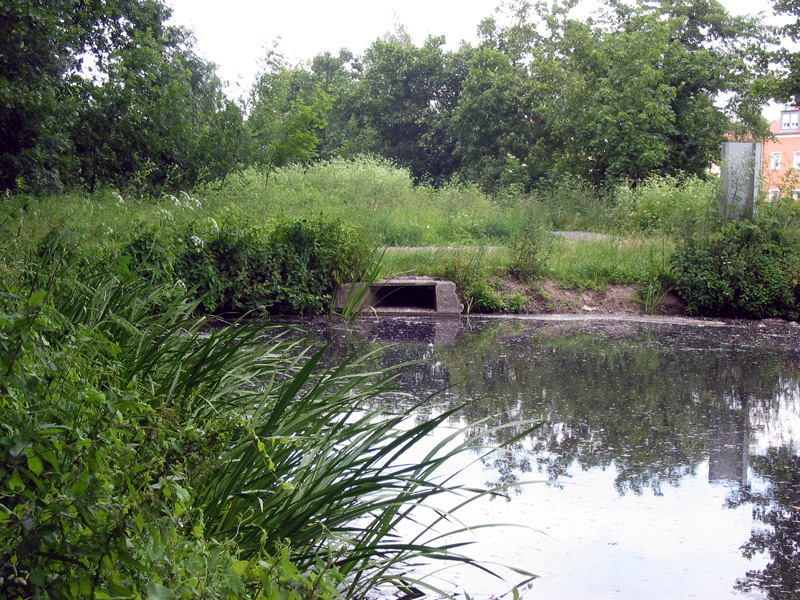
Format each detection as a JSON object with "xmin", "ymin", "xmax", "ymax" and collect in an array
[
  {"xmin": 351, "ymin": 35, "xmax": 465, "ymax": 184},
  {"xmin": 613, "ymin": 0, "xmax": 771, "ymax": 179},
  {"xmin": 69, "ymin": 26, "xmax": 210, "ymax": 193},
  {"xmin": 0, "ymin": 0, "xmax": 178, "ymax": 191},
  {"xmin": 772, "ymin": 0, "xmax": 800, "ymax": 104},
  {"xmin": 452, "ymin": 0, "xmax": 772, "ymax": 190},
  {"xmin": 450, "ymin": 47, "xmax": 536, "ymax": 189},
  {"xmin": 246, "ymin": 51, "xmax": 332, "ymax": 184}
]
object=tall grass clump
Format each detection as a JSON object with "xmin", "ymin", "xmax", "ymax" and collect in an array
[
  {"xmin": 202, "ymin": 157, "xmax": 431, "ymax": 241},
  {"xmin": 533, "ymin": 175, "xmax": 612, "ymax": 232},
  {"xmin": 1, "ymin": 188, "xmax": 207, "ymax": 251},
  {"xmin": 505, "ymin": 199, "xmax": 553, "ymax": 281},
  {"xmin": 440, "ymin": 246, "xmax": 528, "ymax": 313},
  {"xmin": 0, "ymin": 235, "xmax": 539, "ymax": 599},
  {"xmin": 199, "ymin": 158, "xmax": 514, "ymax": 247},
  {"xmin": 610, "ymin": 175, "xmax": 717, "ymax": 235},
  {"xmin": 545, "ymin": 235, "xmax": 675, "ymax": 290}
]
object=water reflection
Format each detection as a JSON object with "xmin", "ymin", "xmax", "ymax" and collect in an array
[
  {"xmin": 299, "ymin": 315, "xmax": 800, "ymax": 598},
  {"xmin": 729, "ymin": 446, "xmax": 800, "ymax": 598}
]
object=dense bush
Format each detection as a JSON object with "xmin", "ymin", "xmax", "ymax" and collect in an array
[
  {"xmin": 176, "ymin": 213, "xmax": 273, "ymax": 313},
  {"xmin": 117, "ymin": 213, "xmax": 372, "ymax": 315},
  {"xmin": 265, "ymin": 217, "xmax": 370, "ymax": 314},
  {"xmin": 671, "ymin": 201, "xmax": 800, "ymax": 319}
]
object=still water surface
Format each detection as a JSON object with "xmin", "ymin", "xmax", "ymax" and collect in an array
[{"xmin": 299, "ymin": 315, "xmax": 800, "ymax": 599}]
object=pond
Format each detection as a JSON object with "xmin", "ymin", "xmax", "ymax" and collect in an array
[{"xmin": 298, "ymin": 315, "xmax": 800, "ymax": 600}]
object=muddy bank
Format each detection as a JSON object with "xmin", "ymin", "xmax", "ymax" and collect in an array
[{"xmin": 488, "ymin": 278, "xmax": 687, "ymax": 317}]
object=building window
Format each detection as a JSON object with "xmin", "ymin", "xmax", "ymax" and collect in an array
[
  {"xmin": 794, "ymin": 190, "xmax": 800, "ymax": 200},
  {"xmin": 782, "ymin": 111, "xmax": 799, "ymax": 130},
  {"xmin": 793, "ymin": 151, "xmax": 800, "ymax": 170},
  {"xmin": 771, "ymin": 152, "xmax": 782, "ymax": 170},
  {"xmin": 769, "ymin": 189, "xmax": 780, "ymax": 200}
]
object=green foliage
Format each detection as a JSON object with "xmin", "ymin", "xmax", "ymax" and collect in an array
[
  {"xmin": 546, "ymin": 236, "xmax": 673, "ymax": 290},
  {"xmin": 533, "ymin": 175, "xmax": 612, "ymax": 232},
  {"xmin": 172, "ymin": 214, "xmax": 371, "ymax": 315},
  {"xmin": 0, "ymin": 0, "xmax": 236, "ymax": 194},
  {"xmin": 266, "ymin": 217, "xmax": 369, "ymax": 314},
  {"xmin": 0, "ymin": 238, "xmax": 540, "ymax": 598},
  {"xmin": 352, "ymin": 36, "xmax": 463, "ymax": 184},
  {"xmin": 0, "ymin": 0, "xmax": 170, "ymax": 190},
  {"xmin": 507, "ymin": 216, "xmax": 553, "ymax": 282},
  {"xmin": 175, "ymin": 213, "xmax": 273, "ymax": 313},
  {"xmin": 247, "ymin": 50, "xmax": 332, "ymax": 185},
  {"xmin": 205, "ymin": 159, "xmax": 510, "ymax": 247},
  {"xmin": 610, "ymin": 175, "xmax": 717, "ymax": 235},
  {"xmin": 766, "ymin": 0, "xmax": 800, "ymax": 105},
  {"xmin": 0, "ymin": 0, "xmax": 776, "ymax": 196},
  {"xmin": 442, "ymin": 246, "xmax": 492, "ymax": 309},
  {"xmin": 637, "ymin": 271, "xmax": 677, "ymax": 313},
  {"xmin": 0, "ymin": 264, "xmax": 250, "ymax": 598},
  {"xmin": 671, "ymin": 201, "xmax": 800, "ymax": 318},
  {"xmin": 451, "ymin": 49, "xmax": 533, "ymax": 191},
  {"xmin": 440, "ymin": 247, "xmax": 526, "ymax": 313}
]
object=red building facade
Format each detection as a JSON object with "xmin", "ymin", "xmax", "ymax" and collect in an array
[{"xmin": 762, "ymin": 108, "xmax": 800, "ymax": 199}]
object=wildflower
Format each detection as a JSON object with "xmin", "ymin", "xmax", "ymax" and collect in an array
[{"xmin": 181, "ymin": 190, "xmax": 202, "ymax": 209}]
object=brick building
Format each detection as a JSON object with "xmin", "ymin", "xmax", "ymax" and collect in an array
[{"xmin": 762, "ymin": 107, "xmax": 800, "ymax": 198}]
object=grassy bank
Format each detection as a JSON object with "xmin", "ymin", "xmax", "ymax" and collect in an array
[
  {"xmin": 2, "ymin": 155, "xmax": 799, "ymax": 596},
  {"xmin": 3, "ymin": 156, "xmax": 798, "ymax": 319},
  {"xmin": 0, "ymin": 158, "xmax": 711, "ymax": 313}
]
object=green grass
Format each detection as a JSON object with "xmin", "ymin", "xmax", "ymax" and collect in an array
[
  {"xmin": 380, "ymin": 246, "xmax": 509, "ymax": 280},
  {"xmin": 378, "ymin": 236, "xmax": 674, "ymax": 293},
  {"xmin": 544, "ymin": 235, "xmax": 674, "ymax": 290},
  {"xmin": 200, "ymin": 159, "xmax": 512, "ymax": 246}
]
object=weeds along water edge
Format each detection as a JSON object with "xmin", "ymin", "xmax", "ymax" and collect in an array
[{"xmin": 0, "ymin": 235, "xmax": 541, "ymax": 598}]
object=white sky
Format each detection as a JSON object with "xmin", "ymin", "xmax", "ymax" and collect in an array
[{"xmin": 166, "ymin": 0, "xmax": 784, "ymax": 118}]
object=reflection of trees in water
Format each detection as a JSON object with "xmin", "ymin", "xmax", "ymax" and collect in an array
[
  {"xmin": 299, "ymin": 318, "xmax": 800, "ymax": 590},
  {"xmin": 320, "ymin": 319, "xmax": 800, "ymax": 498},
  {"xmin": 728, "ymin": 447, "xmax": 800, "ymax": 599},
  {"xmin": 481, "ymin": 449, "xmax": 533, "ymax": 500}
]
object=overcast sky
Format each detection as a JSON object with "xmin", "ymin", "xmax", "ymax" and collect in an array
[{"xmin": 165, "ymin": 0, "xmax": 784, "ymax": 118}]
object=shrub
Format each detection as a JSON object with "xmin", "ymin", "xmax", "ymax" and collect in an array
[
  {"xmin": 267, "ymin": 217, "xmax": 370, "ymax": 314},
  {"xmin": 507, "ymin": 217, "xmax": 552, "ymax": 282},
  {"xmin": 176, "ymin": 212, "xmax": 275, "ymax": 313},
  {"xmin": 172, "ymin": 213, "xmax": 371, "ymax": 315},
  {"xmin": 671, "ymin": 203, "xmax": 800, "ymax": 319}
]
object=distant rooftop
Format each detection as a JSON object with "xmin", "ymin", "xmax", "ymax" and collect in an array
[{"xmin": 772, "ymin": 107, "xmax": 800, "ymax": 135}]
